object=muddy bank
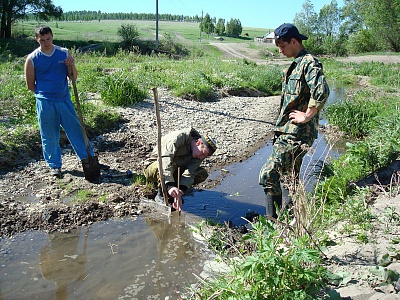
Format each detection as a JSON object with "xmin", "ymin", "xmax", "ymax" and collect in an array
[{"xmin": 0, "ymin": 91, "xmax": 280, "ymax": 237}]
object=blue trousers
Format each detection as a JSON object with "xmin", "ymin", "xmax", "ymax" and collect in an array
[{"xmin": 36, "ymin": 98, "xmax": 94, "ymax": 169}]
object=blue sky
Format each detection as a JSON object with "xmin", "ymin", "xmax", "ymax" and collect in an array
[{"xmin": 52, "ymin": 0, "xmax": 344, "ymax": 29}]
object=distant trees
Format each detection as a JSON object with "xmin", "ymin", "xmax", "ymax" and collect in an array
[
  {"xmin": 294, "ymin": 0, "xmax": 400, "ymax": 55},
  {"xmin": 199, "ymin": 15, "xmax": 242, "ymax": 37},
  {"xmin": 226, "ymin": 18, "xmax": 242, "ymax": 36},
  {"xmin": 0, "ymin": 0, "xmax": 62, "ymax": 38},
  {"xmin": 58, "ymin": 11, "xmax": 201, "ymax": 23},
  {"xmin": 199, "ymin": 13, "xmax": 214, "ymax": 35},
  {"xmin": 215, "ymin": 18, "xmax": 225, "ymax": 36}
]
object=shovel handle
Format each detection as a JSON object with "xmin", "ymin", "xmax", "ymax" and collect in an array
[{"xmin": 68, "ymin": 66, "xmax": 91, "ymax": 158}]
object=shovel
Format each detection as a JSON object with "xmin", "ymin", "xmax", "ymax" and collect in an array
[{"xmin": 68, "ymin": 66, "xmax": 100, "ymax": 183}]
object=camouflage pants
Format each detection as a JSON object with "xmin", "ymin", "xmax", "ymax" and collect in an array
[
  {"xmin": 259, "ymin": 133, "xmax": 314, "ymax": 196},
  {"xmin": 143, "ymin": 161, "xmax": 208, "ymax": 187}
]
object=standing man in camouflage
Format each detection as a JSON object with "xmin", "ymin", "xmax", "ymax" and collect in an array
[{"xmin": 259, "ymin": 23, "xmax": 330, "ymax": 218}]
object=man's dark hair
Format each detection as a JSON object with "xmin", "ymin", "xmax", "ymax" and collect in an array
[{"xmin": 35, "ymin": 25, "xmax": 53, "ymax": 38}]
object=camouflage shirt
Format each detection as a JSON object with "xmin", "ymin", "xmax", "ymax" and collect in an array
[
  {"xmin": 275, "ymin": 49, "xmax": 330, "ymax": 140},
  {"xmin": 146, "ymin": 128, "xmax": 203, "ymax": 189}
]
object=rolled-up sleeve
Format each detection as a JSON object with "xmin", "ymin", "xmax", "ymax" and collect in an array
[{"xmin": 306, "ymin": 62, "xmax": 329, "ymax": 110}]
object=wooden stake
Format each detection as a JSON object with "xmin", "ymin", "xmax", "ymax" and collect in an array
[
  {"xmin": 152, "ymin": 87, "xmax": 169, "ymax": 206},
  {"xmin": 177, "ymin": 167, "xmax": 182, "ymax": 215}
]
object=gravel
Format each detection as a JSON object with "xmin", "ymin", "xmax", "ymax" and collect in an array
[{"xmin": 0, "ymin": 90, "xmax": 280, "ymax": 237}]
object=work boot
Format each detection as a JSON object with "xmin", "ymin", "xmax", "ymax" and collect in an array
[{"xmin": 265, "ymin": 193, "xmax": 282, "ymax": 219}]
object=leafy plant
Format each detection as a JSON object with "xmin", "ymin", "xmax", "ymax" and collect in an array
[
  {"xmin": 192, "ymin": 216, "xmax": 328, "ymax": 299},
  {"xmin": 100, "ymin": 71, "xmax": 148, "ymax": 107},
  {"xmin": 117, "ymin": 23, "xmax": 139, "ymax": 49}
]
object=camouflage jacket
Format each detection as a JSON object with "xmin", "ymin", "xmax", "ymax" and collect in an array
[
  {"xmin": 147, "ymin": 128, "xmax": 203, "ymax": 189},
  {"xmin": 275, "ymin": 49, "xmax": 330, "ymax": 140}
]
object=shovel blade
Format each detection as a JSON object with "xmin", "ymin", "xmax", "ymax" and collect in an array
[
  {"xmin": 81, "ymin": 156, "xmax": 101, "ymax": 183},
  {"xmin": 140, "ymin": 198, "xmax": 172, "ymax": 217}
]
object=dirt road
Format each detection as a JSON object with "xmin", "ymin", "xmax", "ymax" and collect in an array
[{"xmin": 210, "ymin": 42, "xmax": 400, "ymax": 65}]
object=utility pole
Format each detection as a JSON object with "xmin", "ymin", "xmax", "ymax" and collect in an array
[{"xmin": 155, "ymin": 0, "xmax": 159, "ymax": 50}]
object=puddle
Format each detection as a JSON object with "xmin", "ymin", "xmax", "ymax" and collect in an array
[
  {"xmin": 181, "ymin": 85, "xmax": 346, "ymax": 225},
  {"xmin": 0, "ymin": 216, "xmax": 212, "ymax": 299},
  {"xmin": 182, "ymin": 133, "xmax": 342, "ymax": 225}
]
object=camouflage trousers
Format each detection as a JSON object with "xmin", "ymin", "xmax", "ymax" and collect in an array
[
  {"xmin": 143, "ymin": 161, "xmax": 208, "ymax": 187},
  {"xmin": 259, "ymin": 133, "xmax": 314, "ymax": 196}
]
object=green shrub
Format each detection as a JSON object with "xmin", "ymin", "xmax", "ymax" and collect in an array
[
  {"xmin": 79, "ymin": 102, "xmax": 122, "ymax": 135},
  {"xmin": 347, "ymin": 29, "xmax": 381, "ymax": 54},
  {"xmin": 100, "ymin": 71, "xmax": 148, "ymax": 107},
  {"xmin": 325, "ymin": 90, "xmax": 383, "ymax": 137},
  {"xmin": 117, "ymin": 24, "xmax": 139, "ymax": 49},
  {"xmin": 193, "ymin": 216, "xmax": 328, "ymax": 299}
]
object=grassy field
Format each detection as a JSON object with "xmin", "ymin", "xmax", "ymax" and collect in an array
[{"xmin": 14, "ymin": 20, "xmax": 270, "ymax": 44}]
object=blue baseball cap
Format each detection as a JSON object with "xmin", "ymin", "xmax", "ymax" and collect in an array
[{"xmin": 274, "ymin": 23, "xmax": 308, "ymax": 40}]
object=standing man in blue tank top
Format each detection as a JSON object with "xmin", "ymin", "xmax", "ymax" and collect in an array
[{"xmin": 24, "ymin": 25, "xmax": 107, "ymax": 178}]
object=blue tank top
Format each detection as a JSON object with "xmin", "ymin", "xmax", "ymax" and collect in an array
[{"xmin": 28, "ymin": 45, "xmax": 70, "ymax": 102}]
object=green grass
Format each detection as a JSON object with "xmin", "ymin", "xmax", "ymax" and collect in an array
[{"xmin": 13, "ymin": 20, "xmax": 270, "ymax": 43}]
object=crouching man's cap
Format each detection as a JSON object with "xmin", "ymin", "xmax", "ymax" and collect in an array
[
  {"xmin": 274, "ymin": 23, "xmax": 308, "ymax": 40},
  {"xmin": 201, "ymin": 134, "xmax": 217, "ymax": 154}
]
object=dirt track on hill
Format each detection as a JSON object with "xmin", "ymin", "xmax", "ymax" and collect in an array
[{"xmin": 210, "ymin": 42, "xmax": 400, "ymax": 65}]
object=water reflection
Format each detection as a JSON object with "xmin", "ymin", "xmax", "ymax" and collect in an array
[
  {"xmin": 0, "ymin": 216, "xmax": 210, "ymax": 299},
  {"xmin": 40, "ymin": 228, "xmax": 89, "ymax": 300}
]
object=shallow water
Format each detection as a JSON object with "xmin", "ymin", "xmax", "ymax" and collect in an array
[
  {"xmin": 182, "ymin": 132, "xmax": 342, "ymax": 225},
  {"xmin": 0, "ymin": 86, "xmax": 346, "ymax": 299},
  {"xmin": 182, "ymin": 85, "xmax": 347, "ymax": 225},
  {"xmin": 0, "ymin": 215, "xmax": 211, "ymax": 299}
]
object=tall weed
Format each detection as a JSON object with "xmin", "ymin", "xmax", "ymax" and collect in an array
[
  {"xmin": 192, "ymin": 217, "xmax": 328, "ymax": 299},
  {"xmin": 100, "ymin": 70, "xmax": 148, "ymax": 107}
]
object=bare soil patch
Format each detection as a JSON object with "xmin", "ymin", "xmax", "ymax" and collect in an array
[{"xmin": 0, "ymin": 91, "xmax": 280, "ymax": 237}]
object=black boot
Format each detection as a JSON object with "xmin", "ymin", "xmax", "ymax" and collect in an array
[{"xmin": 265, "ymin": 194, "xmax": 282, "ymax": 219}]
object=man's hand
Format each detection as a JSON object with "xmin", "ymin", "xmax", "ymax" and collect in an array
[
  {"xmin": 63, "ymin": 55, "xmax": 75, "ymax": 66},
  {"xmin": 168, "ymin": 186, "xmax": 184, "ymax": 198},
  {"xmin": 289, "ymin": 110, "xmax": 308, "ymax": 124},
  {"xmin": 169, "ymin": 187, "xmax": 184, "ymax": 214},
  {"xmin": 173, "ymin": 196, "xmax": 183, "ymax": 214},
  {"xmin": 289, "ymin": 107, "xmax": 317, "ymax": 124}
]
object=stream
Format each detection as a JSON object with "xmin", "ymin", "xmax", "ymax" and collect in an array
[{"xmin": 0, "ymin": 86, "xmax": 346, "ymax": 299}]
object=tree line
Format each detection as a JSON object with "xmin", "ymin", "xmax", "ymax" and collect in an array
[
  {"xmin": 57, "ymin": 11, "xmax": 202, "ymax": 23},
  {"xmin": 293, "ymin": 0, "xmax": 400, "ymax": 55}
]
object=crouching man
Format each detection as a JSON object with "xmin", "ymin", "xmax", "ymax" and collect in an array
[{"xmin": 143, "ymin": 128, "xmax": 217, "ymax": 209}]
